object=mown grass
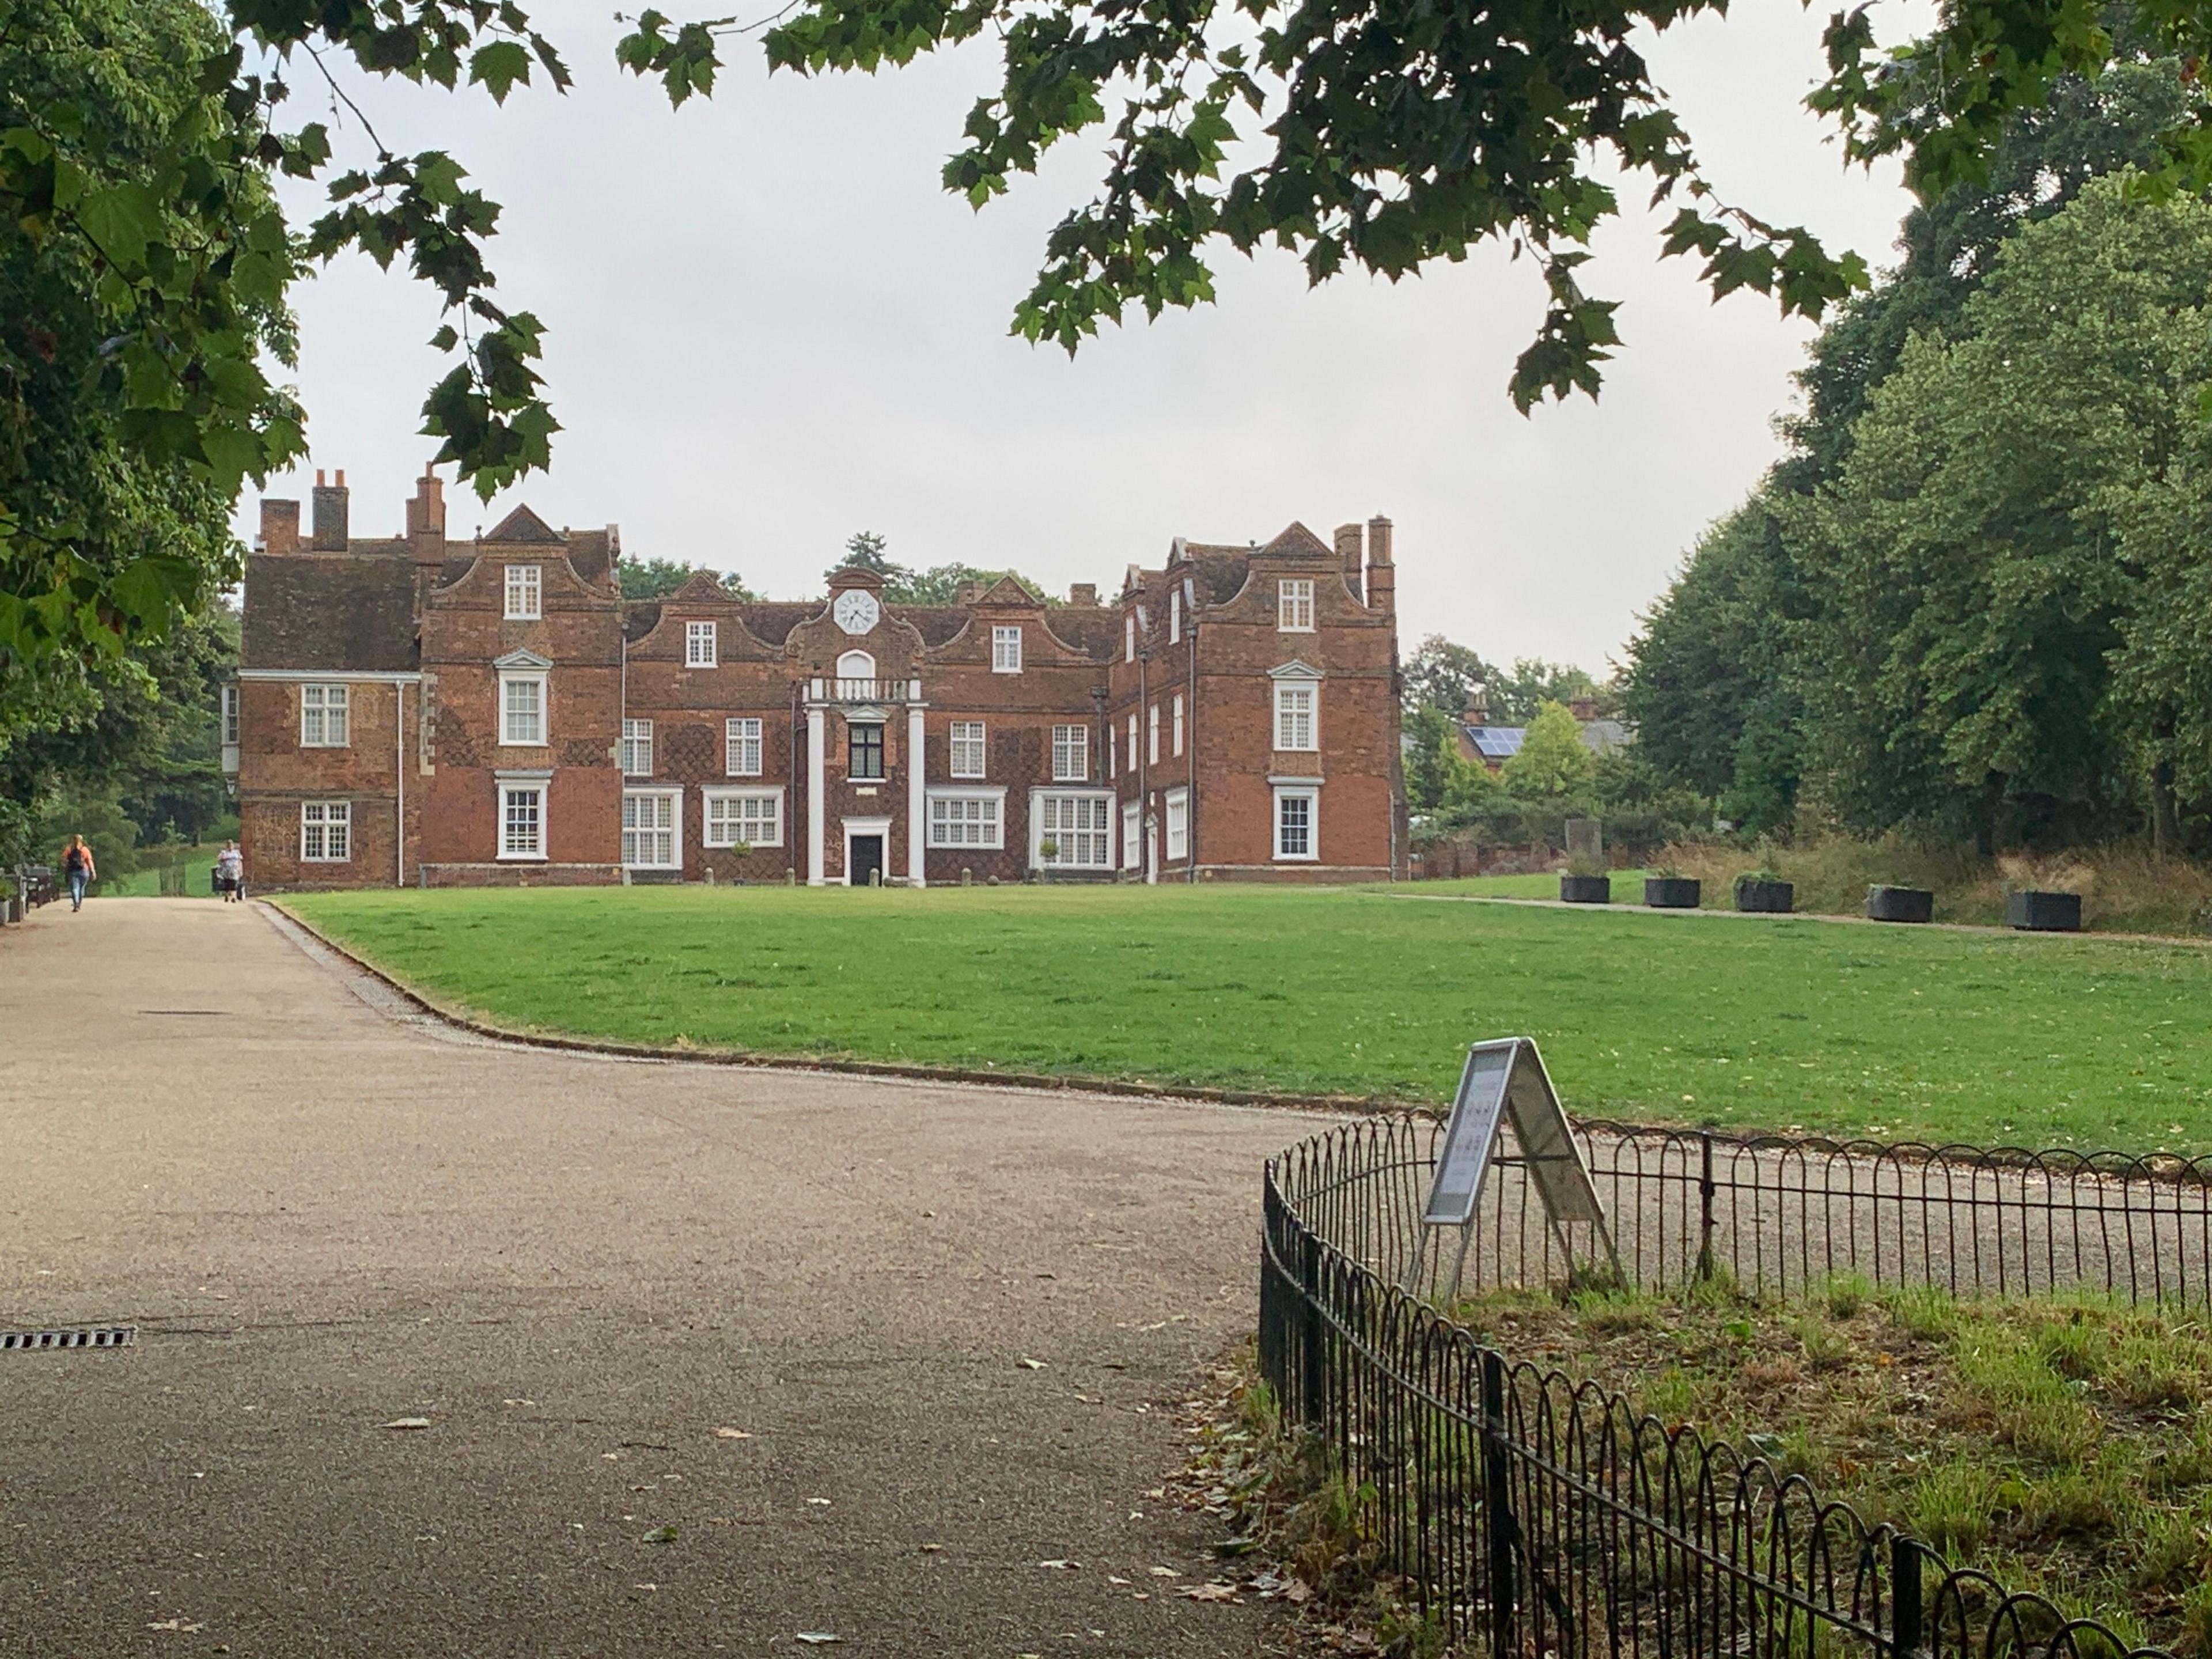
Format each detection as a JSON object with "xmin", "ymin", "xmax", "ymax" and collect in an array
[
  {"xmin": 285, "ymin": 884, "xmax": 2212, "ymax": 1151},
  {"xmin": 1453, "ymin": 1279, "xmax": 2212, "ymax": 1652}
]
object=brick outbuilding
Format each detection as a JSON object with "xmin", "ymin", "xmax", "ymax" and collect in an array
[{"xmin": 233, "ymin": 468, "xmax": 1406, "ymax": 889}]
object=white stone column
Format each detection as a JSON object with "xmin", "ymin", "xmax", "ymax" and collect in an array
[
  {"xmin": 906, "ymin": 698, "xmax": 926, "ymax": 888},
  {"xmin": 806, "ymin": 699, "xmax": 827, "ymax": 887}
]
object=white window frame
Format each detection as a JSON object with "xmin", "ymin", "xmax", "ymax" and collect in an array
[
  {"xmin": 300, "ymin": 683, "xmax": 349, "ymax": 748},
  {"xmin": 1274, "ymin": 680, "xmax": 1318, "ymax": 752},
  {"xmin": 1165, "ymin": 787, "xmax": 1189, "ymax": 861},
  {"xmin": 1127, "ymin": 714, "xmax": 1138, "ymax": 769},
  {"xmin": 505, "ymin": 563, "xmax": 541, "ymax": 620},
  {"xmin": 948, "ymin": 720, "xmax": 987, "ymax": 780},
  {"xmin": 1169, "ymin": 586, "xmax": 1181, "ymax": 643},
  {"xmin": 1273, "ymin": 785, "xmax": 1319, "ymax": 861},
  {"xmin": 1120, "ymin": 800, "xmax": 1141, "ymax": 870},
  {"xmin": 725, "ymin": 717, "xmax": 763, "ymax": 777},
  {"xmin": 702, "ymin": 786, "xmax": 783, "ymax": 849},
  {"xmin": 1124, "ymin": 615, "xmax": 1135, "ymax": 662},
  {"xmin": 621, "ymin": 788, "xmax": 681, "ymax": 870},
  {"xmin": 991, "ymin": 626, "xmax": 1023, "ymax": 674},
  {"xmin": 1278, "ymin": 578, "xmax": 1315, "ymax": 632},
  {"xmin": 621, "ymin": 718, "xmax": 654, "ymax": 778},
  {"xmin": 1031, "ymin": 790, "xmax": 1113, "ymax": 869},
  {"xmin": 1051, "ymin": 724, "xmax": 1089, "ymax": 783},
  {"xmin": 222, "ymin": 684, "xmax": 241, "ymax": 747},
  {"xmin": 1172, "ymin": 693, "xmax": 1185, "ymax": 757},
  {"xmin": 686, "ymin": 620, "xmax": 718, "ymax": 668},
  {"xmin": 299, "ymin": 800, "xmax": 351, "ymax": 862},
  {"xmin": 499, "ymin": 671, "xmax": 547, "ymax": 747},
  {"xmin": 497, "ymin": 780, "xmax": 548, "ymax": 861},
  {"xmin": 1108, "ymin": 726, "xmax": 1117, "ymax": 781},
  {"xmin": 1147, "ymin": 704, "xmax": 1160, "ymax": 766},
  {"xmin": 927, "ymin": 787, "xmax": 1006, "ymax": 850}
]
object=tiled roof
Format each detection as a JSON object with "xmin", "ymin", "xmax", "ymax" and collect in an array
[
  {"xmin": 565, "ymin": 528, "xmax": 613, "ymax": 584},
  {"xmin": 483, "ymin": 503, "xmax": 565, "ymax": 544},
  {"xmin": 1262, "ymin": 521, "xmax": 1334, "ymax": 559},
  {"xmin": 1041, "ymin": 607, "xmax": 1119, "ymax": 660},
  {"xmin": 623, "ymin": 603, "xmax": 662, "ymax": 643},
  {"xmin": 243, "ymin": 554, "xmax": 418, "ymax": 672},
  {"xmin": 895, "ymin": 607, "xmax": 969, "ymax": 648},
  {"xmin": 732, "ymin": 603, "xmax": 819, "ymax": 647}
]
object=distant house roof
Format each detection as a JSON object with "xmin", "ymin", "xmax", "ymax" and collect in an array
[
  {"xmin": 242, "ymin": 554, "xmax": 418, "ymax": 672},
  {"xmin": 1464, "ymin": 725, "xmax": 1524, "ymax": 760},
  {"xmin": 1580, "ymin": 718, "xmax": 1635, "ymax": 756}
]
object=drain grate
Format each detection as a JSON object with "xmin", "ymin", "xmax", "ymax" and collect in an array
[{"xmin": 2, "ymin": 1326, "xmax": 135, "ymax": 1351}]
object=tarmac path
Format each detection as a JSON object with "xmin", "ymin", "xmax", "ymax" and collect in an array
[{"xmin": 0, "ymin": 899, "xmax": 1334, "ymax": 1659}]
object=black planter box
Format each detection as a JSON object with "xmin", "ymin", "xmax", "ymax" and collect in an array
[
  {"xmin": 1560, "ymin": 874, "xmax": 1613, "ymax": 904},
  {"xmin": 1866, "ymin": 885, "xmax": 1934, "ymax": 924},
  {"xmin": 1645, "ymin": 877, "xmax": 1702, "ymax": 909},
  {"xmin": 2007, "ymin": 890, "xmax": 2082, "ymax": 932},
  {"xmin": 1735, "ymin": 878, "xmax": 1794, "ymax": 914}
]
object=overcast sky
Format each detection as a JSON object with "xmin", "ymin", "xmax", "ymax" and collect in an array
[{"xmin": 238, "ymin": 0, "xmax": 1927, "ymax": 674}]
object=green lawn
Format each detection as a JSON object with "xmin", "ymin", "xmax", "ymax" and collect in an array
[
  {"xmin": 283, "ymin": 885, "xmax": 2212, "ymax": 1154},
  {"xmin": 1407, "ymin": 870, "xmax": 1652, "ymax": 899}
]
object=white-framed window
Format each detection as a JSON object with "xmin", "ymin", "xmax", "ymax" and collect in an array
[
  {"xmin": 949, "ymin": 720, "xmax": 987, "ymax": 779},
  {"xmin": 726, "ymin": 717, "xmax": 763, "ymax": 777},
  {"xmin": 1165, "ymin": 787, "xmax": 1189, "ymax": 861},
  {"xmin": 300, "ymin": 800, "xmax": 350, "ymax": 862},
  {"xmin": 1172, "ymin": 694, "xmax": 1185, "ymax": 757},
  {"xmin": 1121, "ymin": 800, "xmax": 1141, "ymax": 870},
  {"xmin": 622, "ymin": 718, "xmax": 653, "ymax": 777},
  {"xmin": 499, "ymin": 785, "xmax": 545, "ymax": 859},
  {"xmin": 622, "ymin": 789, "xmax": 680, "ymax": 869},
  {"xmin": 505, "ymin": 563, "xmax": 541, "ymax": 620},
  {"xmin": 1127, "ymin": 713, "xmax": 1138, "ymax": 770},
  {"xmin": 929, "ymin": 789, "xmax": 1004, "ymax": 849},
  {"xmin": 1108, "ymin": 726, "xmax": 1117, "ymax": 781},
  {"xmin": 1034, "ymin": 792, "xmax": 1112, "ymax": 868},
  {"xmin": 1169, "ymin": 586, "xmax": 1181, "ymax": 643},
  {"xmin": 1278, "ymin": 578, "xmax": 1315, "ymax": 631},
  {"xmin": 1051, "ymin": 724, "xmax": 1088, "ymax": 782},
  {"xmin": 222, "ymin": 684, "xmax": 241, "ymax": 747},
  {"xmin": 836, "ymin": 649, "xmax": 876, "ymax": 683},
  {"xmin": 704, "ymin": 788, "xmax": 783, "ymax": 849},
  {"xmin": 991, "ymin": 626, "xmax": 1022, "ymax": 673},
  {"xmin": 1148, "ymin": 704, "xmax": 1160, "ymax": 766},
  {"xmin": 1274, "ymin": 786, "xmax": 1318, "ymax": 861},
  {"xmin": 500, "ymin": 672, "xmax": 546, "ymax": 745},
  {"xmin": 1275, "ymin": 681, "xmax": 1317, "ymax": 751},
  {"xmin": 686, "ymin": 620, "xmax": 718, "ymax": 667},
  {"xmin": 1124, "ymin": 615, "xmax": 1135, "ymax": 662},
  {"xmin": 300, "ymin": 683, "xmax": 349, "ymax": 747}
]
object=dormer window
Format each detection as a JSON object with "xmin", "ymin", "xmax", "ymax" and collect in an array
[
  {"xmin": 505, "ymin": 564, "xmax": 541, "ymax": 620},
  {"xmin": 992, "ymin": 626, "xmax": 1022, "ymax": 673},
  {"xmin": 1278, "ymin": 578, "xmax": 1315, "ymax": 632},
  {"xmin": 686, "ymin": 620, "xmax": 718, "ymax": 667}
]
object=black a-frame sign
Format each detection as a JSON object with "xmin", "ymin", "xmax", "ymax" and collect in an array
[{"xmin": 1416, "ymin": 1037, "xmax": 1619, "ymax": 1294}]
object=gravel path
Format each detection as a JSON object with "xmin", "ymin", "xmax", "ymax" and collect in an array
[{"xmin": 0, "ymin": 898, "xmax": 1332, "ymax": 1658}]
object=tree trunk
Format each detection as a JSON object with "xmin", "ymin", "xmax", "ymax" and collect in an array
[{"xmin": 2153, "ymin": 759, "xmax": 2181, "ymax": 856}]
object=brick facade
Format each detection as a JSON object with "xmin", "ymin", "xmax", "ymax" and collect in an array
[{"xmin": 233, "ymin": 467, "xmax": 1406, "ymax": 891}]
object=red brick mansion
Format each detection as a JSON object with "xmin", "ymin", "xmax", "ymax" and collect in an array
[{"xmin": 229, "ymin": 468, "xmax": 1407, "ymax": 889}]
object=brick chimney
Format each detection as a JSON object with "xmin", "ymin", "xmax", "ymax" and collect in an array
[
  {"xmin": 955, "ymin": 579, "xmax": 986, "ymax": 606},
  {"xmin": 405, "ymin": 464, "xmax": 446, "ymax": 565},
  {"xmin": 1570, "ymin": 692, "xmax": 1599, "ymax": 722},
  {"xmin": 1463, "ymin": 684, "xmax": 1490, "ymax": 727},
  {"xmin": 1365, "ymin": 514, "xmax": 1395, "ymax": 614},
  {"xmin": 259, "ymin": 497, "xmax": 300, "ymax": 556},
  {"xmin": 1069, "ymin": 582, "xmax": 1098, "ymax": 607},
  {"xmin": 1334, "ymin": 522, "xmax": 1364, "ymax": 604},
  {"xmin": 310, "ymin": 468, "xmax": 350, "ymax": 550}
]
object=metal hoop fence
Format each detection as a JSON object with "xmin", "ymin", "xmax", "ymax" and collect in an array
[{"xmin": 1257, "ymin": 1115, "xmax": 2173, "ymax": 1659}]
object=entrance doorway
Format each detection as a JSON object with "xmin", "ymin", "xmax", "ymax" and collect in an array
[{"xmin": 847, "ymin": 834, "xmax": 885, "ymax": 887}]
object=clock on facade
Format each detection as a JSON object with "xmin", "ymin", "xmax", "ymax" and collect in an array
[{"xmin": 832, "ymin": 590, "xmax": 880, "ymax": 635}]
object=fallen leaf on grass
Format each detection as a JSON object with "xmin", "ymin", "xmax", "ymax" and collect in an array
[
  {"xmin": 1037, "ymin": 1559, "xmax": 1080, "ymax": 1570},
  {"xmin": 1106, "ymin": 1574, "xmax": 1131, "ymax": 1585},
  {"xmin": 380, "ymin": 1418, "xmax": 431, "ymax": 1431},
  {"xmin": 1180, "ymin": 1582, "xmax": 1241, "ymax": 1603},
  {"xmin": 1016, "ymin": 1357, "xmax": 1047, "ymax": 1370},
  {"xmin": 796, "ymin": 1635, "xmax": 843, "ymax": 1646},
  {"xmin": 641, "ymin": 1526, "xmax": 678, "ymax": 1544},
  {"xmin": 1147, "ymin": 1566, "xmax": 1179, "ymax": 1577},
  {"xmin": 713, "ymin": 1427, "xmax": 752, "ymax": 1439},
  {"xmin": 146, "ymin": 1620, "xmax": 204, "ymax": 1633},
  {"xmin": 918, "ymin": 1543, "xmax": 944, "ymax": 1553},
  {"xmin": 805, "ymin": 1497, "xmax": 831, "ymax": 1507}
]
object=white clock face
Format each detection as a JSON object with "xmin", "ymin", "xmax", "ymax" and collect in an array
[{"xmin": 833, "ymin": 590, "xmax": 880, "ymax": 635}]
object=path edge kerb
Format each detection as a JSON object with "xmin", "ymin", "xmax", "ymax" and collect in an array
[{"xmin": 265, "ymin": 898, "xmax": 1421, "ymax": 1117}]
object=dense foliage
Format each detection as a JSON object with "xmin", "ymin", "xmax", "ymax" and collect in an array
[
  {"xmin": 618, "ymin": 557, "xmax": 761, "ymax": 601},
  {"xmin": 1626, "ymin": 56, "xmax": 2212, "ymax": 853}
]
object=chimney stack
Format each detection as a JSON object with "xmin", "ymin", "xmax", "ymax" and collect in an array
[
  {"xmin": 310, "ymin": 468, "xmax": 350, "ymax": 550},
  {"xmin": 1365, "ymin": 513, "xmax": 1395, "ymax": 614},
  {"xmin": 405, "ymin": 464, "xmax": 447, "ymax": 565},
  {"xmin": 259, "ymin": 497, "xmax": 301, "ymax": 556},
  {"xmin": 1334, "ymin": 522, "xmax": 1365, "ymax": 604},
  {"xmin": 1464, "ymin": 683, "xmax": 1490, "ymax": 727},
  {"xmin": 1069, "ymin": 582, "xmax": 1098, "ymax": 607},
  {"xmin": 955, "ymin": 579, "xmax": 986, "ymax": 606},
  {"xmin": 1569, "ymin": 692, "xmax": 1599, "ymax": 723}
]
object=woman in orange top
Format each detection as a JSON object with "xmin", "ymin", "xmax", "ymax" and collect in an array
[{"xmin": 62, "ymin": 835, "xmax": 95, "ymax": 911}]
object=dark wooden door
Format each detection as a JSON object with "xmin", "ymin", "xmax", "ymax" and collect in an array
[{"xmin": 849, "ymin": 835, "xmax": 884, "ymax": 887}]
